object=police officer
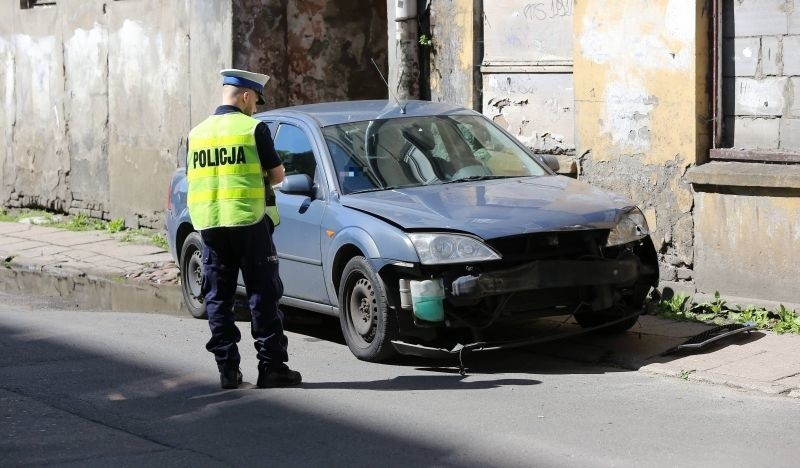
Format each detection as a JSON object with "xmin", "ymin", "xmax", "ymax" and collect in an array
[{"xmin": 186, "ymin": 68, "xmax": 301, "ymax": 389}]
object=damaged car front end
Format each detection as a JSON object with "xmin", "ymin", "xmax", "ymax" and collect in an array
[{"xmin": 167, "ymin": 100, "xmax": 659, "ymax": 363}]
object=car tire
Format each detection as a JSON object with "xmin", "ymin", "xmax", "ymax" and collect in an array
[
  {"xmin": 574, "ymin": 303, "xmax": 639, "ymax": 334},
  {"xmin": 180, "ymin": 232, "xmax": 207, "ymax": 319},
  {"xmin": 338, "ymin": 256, "xmax": 398, "ymax": 362}
]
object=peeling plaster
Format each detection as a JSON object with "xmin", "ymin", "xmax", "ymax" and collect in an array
[
  {"xmin": 13, "ymin": 34, "xmax": 57, "ymax": 119},
  {"xmin": 579, "ymin": 1, "xmax": 691, "ymax": 72},
  {"xmin": 604, "ymin": 78, "xmax": 656, "ymax": 153}
]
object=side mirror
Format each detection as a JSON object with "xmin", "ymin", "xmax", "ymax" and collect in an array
[
  {"xmin": 277, "ymin": 173, "xmax": 314, "ymax": 196},
  {"xmin": 539, "ymin": 155, "xmax": 560, "ymax": 172}
]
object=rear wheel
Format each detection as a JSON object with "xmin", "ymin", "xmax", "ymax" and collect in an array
[
  {"xmin": 338, "ymin": 256, "xmax": 398, "ymax": 362},
  {"xmin": 180, "ymin": 232, "xmax": 207, "ymax": 319}
]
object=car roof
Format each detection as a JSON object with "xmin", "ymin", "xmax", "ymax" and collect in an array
[{"xmin": 255, "ymin": 100, "xmax": 480, "ymax": 127}]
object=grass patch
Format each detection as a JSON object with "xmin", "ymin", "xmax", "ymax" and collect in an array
[
  {"xmin": 150, "ymin": 232, "xmax": 169, "ymax": 250},
  {"xmin": 118, "ymin": 228, "xmax": 169, "ymax": 250},
  {"xmin": 2, "ymin": 207, "xmax": 168, "ymax": 251},
  {"xmin": 61, "ymin": 212, "xmax": 106, "ymax": 231},
  {"xmin": 0, "ymin": 208, "xmax": 14, "ymax": 222},
  {"xmin": 106, "ymin": 218, "xmax": 125, "ymax": 233},
  {"xmin": 654, "ymin": 291, "xmax": 800, "ymax": 335}
]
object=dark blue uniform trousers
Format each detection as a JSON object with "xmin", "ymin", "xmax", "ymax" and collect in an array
[{"xmin": 200, "ymin": 217, "xmax": 288, "ymax": 368}]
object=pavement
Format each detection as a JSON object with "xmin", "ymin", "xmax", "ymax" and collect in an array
[{"xmin": 1, "ymin": 219, "xmax": 799, "ymax": 399}]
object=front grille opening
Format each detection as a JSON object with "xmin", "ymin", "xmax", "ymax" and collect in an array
[{"xmin": 487, "ymin": 230, "xmax": 607, "ymax": 263}]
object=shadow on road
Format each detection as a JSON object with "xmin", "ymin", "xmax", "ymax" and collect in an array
[
  {"xmin": 279, "ymin": 306, "xmax": 765, "ymax": 377},
  {"xmin": 300, "ymin": 374, "xmax": 541, "ymax": 391},
  {"xmin": 0, "ymin": 321, "xmax": 466, "ymax": 466}
]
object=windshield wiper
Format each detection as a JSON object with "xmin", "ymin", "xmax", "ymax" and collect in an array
[
  {"xmin": 441, "ymin": 175, "xmax": 516, "ymax": 184},
  {"xmin": 346, "ymin": 184, "xmax": 419, "ymax": 194}
]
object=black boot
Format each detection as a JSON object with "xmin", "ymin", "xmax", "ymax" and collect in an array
[
  {"xmin": 257, "ymin": 361, "xmax": 302, "ymax": 388},
  {"xmin": 218, "ymin": 364, "xmax": 243, "ymax": 389}
]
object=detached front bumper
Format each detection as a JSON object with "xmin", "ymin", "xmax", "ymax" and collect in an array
[{"xmin": 450, "ymin": 258, "xmax": 641, "ymax": 298}]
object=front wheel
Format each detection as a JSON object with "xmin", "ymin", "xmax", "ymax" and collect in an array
[
  {"xmin": 338, "ymin": 256, "xmax": 398, "ymax": 362},
  {"xmin": 574, "ymin": 302, "xmax": 640, "ymax": 334},
  {"xmin": 180, "ymin": 232, "xmax": 207, "ymax": 319}
]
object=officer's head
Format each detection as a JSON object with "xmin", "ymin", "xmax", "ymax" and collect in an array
[{"xmin": 220, "ymin": 69, "xmax": 270, "ymax": 116}]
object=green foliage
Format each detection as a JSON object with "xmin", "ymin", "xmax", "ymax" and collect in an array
[
  {"xmin": 418, "ymin": 34, "xmax": 433, "ymax": 47},
  {"xmin": 695, "ymin": 291, "xmax": 727, "ymax": 315},
  {"xmin": 773, "ymin": 305, "xmax": 800, "ymax": 335},
  {"xmin": 106, "ymin": 218, "xmax": 125, "ymax": 233},
  {"xmin": 119, "ymin": 228, "xmax": 168, "ymax": 250},
  {"xmin": 657, "ymin": 292, "xmax": 691, "ymax": 319},
  {"xmin": 654, "ymin": 292, "xmax": 799, "ymax": 335},
  {"xmin": 679, "ymin": 369, "xmax": 695, "ymax": 380},
  {"xmin": 60, "ymin": 212, "xmax": 105, "ymax": 231},
  {"xmin": 0, "ymin": 208, "xmax": 12, "ymax": 222},
  {"xmin": 150, "ymin": 232, "xmax": 168, "ymax": 250}
]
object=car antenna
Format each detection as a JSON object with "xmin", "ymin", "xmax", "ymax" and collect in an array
[{"xmin": 371, "ymin": 58, "xmax": 406, "ymax": 114}]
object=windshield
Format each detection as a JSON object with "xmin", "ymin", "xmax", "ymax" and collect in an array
[{"xmin": 322, "ymin": 115, "xmax": 547, "ymax": 194}]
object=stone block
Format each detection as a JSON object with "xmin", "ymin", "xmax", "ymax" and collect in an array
[
  {"xmin": 724, "ymin": 116, "xmax": 780, "ymax": 149},
  {"xmin": 760, "ymin": 36, "xmax": 782, "ymax": 75},
  {"xmin": 676, "ymin": 267, "xmax": 693, "ymax": 281},
  {"xmin": 791, "ymin": 7, "xmax": 800, "ymax": 34},
  {"xmin": 779, "ymin": 118, "xmax": 800, "ymax": 151},
  {"xmin": 790, "ymin": 78, "xmax": 800, "ymax": 117},
  {"xmin": 659, "ymin": 264, "xmax": 677, "ymax": 282},
  {"xmin": 672, "ymin": 215, "xmax": 694, "ymax": 266},
  {"xmin": 724, "ymin": 77, "xmax": 787, "ymax": 116},
  {"xmin": 722, "ymin": 37, "xmax": 758, "ymax": 77},
  {"xmin": 782, "ymin": 35, "xmax": 800, "ymax": 75},
  {"xmin": 723, "ymin": 0, "xmax": 788, "ymax": 37}
]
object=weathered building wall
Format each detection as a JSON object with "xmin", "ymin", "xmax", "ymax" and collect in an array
[
  {"xmin": 235, "ymin": 0, "xmax": 388, "ymax": 107},
  {"xmin": 1, "ymin": 0, "xmax": 385, "ymax": 227},
  {"xmin": 1, "ymin": 2, "xmax": 71, "ymax": 212},
  {"xmin": 428, "ymin": 0, "xmax": 481, "ymax": 109},
  {"xmin": 482, "ymin": 0, "xmax": 575, "ymax": 161},
  {"xmin": 689, "ymin": 163, "xmax": 800, "ymax": 306},
  {"xmin": 686, "ymin": 0, "xmax": 800, "ymax": 307},
  {"xmin": 233, "ymin": 0, "xmax": 289, "ymax": 108},
  {"xmin": 0, "ymin": 0, "xmax": 230, "ymax": 227},
  {"xmin": 722, "ymin": 0, "xmax": 800, "ymax": 150},
  {"xmin": 107, "ymin": 0, "xmax": 195, "ymax": 228},
  {"xmin": 573, "ymin": 0, "xmax": 711, "ymax": 291}
]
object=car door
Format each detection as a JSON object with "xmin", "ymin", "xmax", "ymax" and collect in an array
[{"xmin": 271, "ymin": 122, "xmax": 329, "ymax": 304}]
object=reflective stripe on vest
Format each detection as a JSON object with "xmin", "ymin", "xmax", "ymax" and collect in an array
[{"xmin": 186, "ymin": 113, "xmax": 279, "ymax": 229}]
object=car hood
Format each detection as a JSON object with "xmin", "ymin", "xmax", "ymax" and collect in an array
[{"xmin": 340, "ymin": 176, "xmax": 633, "ymax": 239}]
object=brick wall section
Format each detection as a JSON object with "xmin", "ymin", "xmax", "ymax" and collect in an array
[{"xmin": 722, "ymin": 0, "xmax": 800, "ymax": 151}]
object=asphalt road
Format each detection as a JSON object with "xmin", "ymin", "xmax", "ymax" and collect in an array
[{"xmin": 1, "ymin": 289, "xmax": 798, "ymax": 467}]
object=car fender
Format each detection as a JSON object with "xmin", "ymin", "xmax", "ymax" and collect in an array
[{"xmin": 323, "ymin": 224, "xmax": 418, "ymax": 305}]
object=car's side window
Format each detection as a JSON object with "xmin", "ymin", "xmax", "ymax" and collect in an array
[{"xmin": 274, "ymin": 123, "xmax": 317, "ymax": 181}]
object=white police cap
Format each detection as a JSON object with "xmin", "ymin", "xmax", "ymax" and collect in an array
[{"xmin": 220, "ymin": 68, "xmax": 270, "ymax": 105}]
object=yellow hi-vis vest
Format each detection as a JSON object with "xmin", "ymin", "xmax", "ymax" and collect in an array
[{"xmin": 186, "ymin": 112, "xmax": 280, "ymax": 230}]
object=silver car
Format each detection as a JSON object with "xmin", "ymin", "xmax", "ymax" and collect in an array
[{"xmin": 166, "ymin": 100, "xmax": 658, "ymax": 362}]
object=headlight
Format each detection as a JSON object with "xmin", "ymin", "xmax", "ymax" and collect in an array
[
  {"xmin": 606, "ymin": 207, "xmax": 649, "ymax": 247},
  {"xmin": 408, "ymin": 233, "xmax": 501, "ymax": 265}
]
